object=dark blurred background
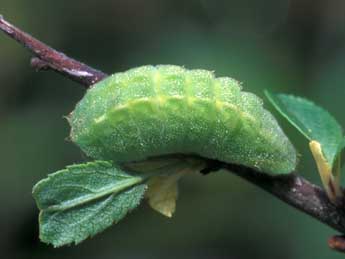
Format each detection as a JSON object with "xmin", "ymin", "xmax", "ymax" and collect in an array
[{"xmin": 1, "ymin": 0, "xmax": 345, "ymax": 258}]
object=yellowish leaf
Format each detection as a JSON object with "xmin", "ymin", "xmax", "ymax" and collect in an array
[
  {"xmin": 145, "ymin": 172, "xmax": 184, "ymax": 217},
  {"xmin": 309, "ymin": 140, "xmax": 342, "ymax": 202}
]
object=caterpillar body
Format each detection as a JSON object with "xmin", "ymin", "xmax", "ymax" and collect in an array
[{"xmin": 69, "ymin": 65, "xmax": 297, "ymax": 174}]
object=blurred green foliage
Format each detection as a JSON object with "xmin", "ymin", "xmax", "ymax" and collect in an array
[{"xmin": 1, "ymin": 0, "xmax": 345, "ymax": 258}]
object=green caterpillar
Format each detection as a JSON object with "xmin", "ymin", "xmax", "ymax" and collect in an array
[
  {"xmin": 33, "ymin": 65, "xmax": 298, "ymax": 247},
  {"xmin": 69, "ymin": 65, "xmax": 297, "ymax": 174}
]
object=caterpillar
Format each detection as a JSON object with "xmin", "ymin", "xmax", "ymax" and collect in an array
[{"xmin": 69, "ymin": 65, "xmax": 297, "ymax": 174}]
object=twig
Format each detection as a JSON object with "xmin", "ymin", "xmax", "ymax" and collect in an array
[
  {"xmin": 0, "ymin": 15, "xmax": 107, "ymax": 87},
  {"xmin": 218, "ymin": 162, "xmax": 345, "ymax": 233},
  {"xmin": 1, "ymin": 15, "xmax": 345, "ymax": 252},
  {"xmin": 201, "ymin": 159, "xmax": 345, "ymax": 233}
]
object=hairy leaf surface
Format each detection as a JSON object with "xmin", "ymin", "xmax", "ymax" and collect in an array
[{"xmin": 33, "ymin": 161, "xmax": 146, "ymax": 247}]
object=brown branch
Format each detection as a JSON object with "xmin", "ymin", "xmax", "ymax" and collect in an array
[
  {"xmin": 219, "ymin": 162, "xmax": 345, "ymax": 232},
  {"xmin": 0, "ymin": 15, "xmax": 107, "ymax": 87},
  {"xmin": 202, "ymin": 159, "xmax": 345, "ymax": 235},
  {"xmin": 1, "ymin": 15, "xmax": 345, "ymax": 252}
]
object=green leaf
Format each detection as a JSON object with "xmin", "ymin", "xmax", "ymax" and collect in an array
[
  {"xmin": 33, "ymin": 161, "xmax": 146, "ymax": 247},
  {"xmin": 265, "ymin": 91, "xmax": 343, "ymax": 166},
  {"xmin": 265, "ymin": 91, "xmax": 344, "ymax": 202}
]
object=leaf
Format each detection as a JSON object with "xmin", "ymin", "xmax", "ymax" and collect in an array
[
  {"xmin": 145, "ymin": 173, "xmax": 183, "ymax": 218},
  {"xmin": 265, "ymin": 91, "xmax": 343, "ymax": 166},
  {"xmin": 309, "ymin": 140, "xmax": 342, "ymax": 201},
  {"xmin": 265, "ymin": 91, "xmax": 344, "ymax": 202},
  {"xmin": 33, "ymin": 161, "xmax": 146, "ymax": 247}
]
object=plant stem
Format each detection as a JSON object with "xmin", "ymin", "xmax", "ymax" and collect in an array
[
  {"xmin": 1, "ymin": 15, "xmax": 345, "ymax": 252},
  {"xmin": 219, "ymin": 161, "xmax": 345, "ymax": 233},
  {"xmin": 0, "ymin": 15, "xmax": 107, "ymax": 87}
]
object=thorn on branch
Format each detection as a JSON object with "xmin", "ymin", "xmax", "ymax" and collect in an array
[
  {"xmin": 329, "ymin": 235, "xmax": 345, "ymax": 253},
  {"xmin": 31, "ymin": 57, "xmax": 50, "ymax": 71}
]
